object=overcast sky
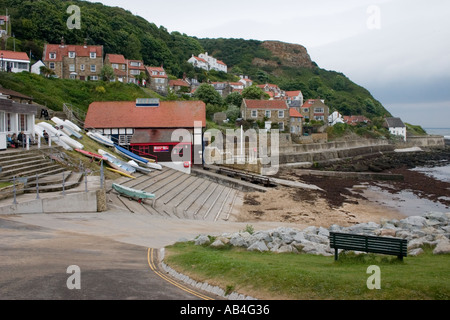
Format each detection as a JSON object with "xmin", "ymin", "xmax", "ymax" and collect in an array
[{"xmin": 86, "ymin": 0, "xmax": 450, "ymax": 129}]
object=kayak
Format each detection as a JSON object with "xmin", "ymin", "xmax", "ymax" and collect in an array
[
  {"xmin": 112, "ymin": 183, "xmax": 155, "ymax": 202},
  {"xmin": 75, "ymin": 149, "xmax": 107, "ymax": 161}
]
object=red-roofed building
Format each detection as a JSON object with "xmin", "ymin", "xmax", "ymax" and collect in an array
[
  {"xmin": 127, "ymin": 59, "xmax": 146, "ymax": 84},
  {"xmin": 0, "ymin": 50, "xmax": 30, "ymax": 73},
  {"xmin": 257, "ymin": 83, "xmax": 284, "ymax": 100},
  {"xmin": 43, "ymin": 41, "xmax": 103, "ymax": 80},
  {"xmin": 289, "ymin": 108, "xmax": 304, "ymax": 135},
  {"xmin": 241, "ymin": 99, "xmax": 290, "ymax": 131},
  {"xmin": 188, "ymin": 52, "xmax": 227, "ymax": 73},
  {"xmin": 145, "ymin": 66, "xmax": 168, "ymax": 94},
  {"xmin": 301, "ymin": 99, "xmax": 330, "ymax": 123},
  {"xmin": 343, "ymin": 115, "xmax": 371, "ymax": 126},
  {"xmin": 104, "ymin": 54, "xmax": 129, "ymax": 82},
  {"xmin": 169, "ymin": 79, "xmax": 191, "ymax": 93},
  {"xmin": 285, "ymin": 90, "xmax": 304, "ymax": 109},
  {"xmin": 84, "ymin": 99, "xmax": 206, "ymax": 164}
]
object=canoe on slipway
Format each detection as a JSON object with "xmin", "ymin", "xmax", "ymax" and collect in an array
[
  {"xmin": 51, "ymin": 117, "xmax": 82, "ymax": 139},
  {"xmin": 127, "ymin": 160, "xmax": 152, "ymax": 174},
  {"xmin": 112, "ymin": 183, "xmax": 155, "ymax": 203},
  {"xmin": 114, "ymin": 144, "xmax": 163, "ymax": 171},
  {"xmin": 75, "ymin": 149, "xmax": 107, "ymax": 161},
  {"xmin": 87, "ymin": 132, "xmax": 115, "ymax": 148}
]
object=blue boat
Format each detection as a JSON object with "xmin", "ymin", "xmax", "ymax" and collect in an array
[{"xmin": 114, "ymin": 145, "xmax": 162, "ymax": 170}]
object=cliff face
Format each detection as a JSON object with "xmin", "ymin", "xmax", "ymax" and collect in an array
[{"xmin": 259, "ymin": 41, "xmax": 314, "ymax": 69}]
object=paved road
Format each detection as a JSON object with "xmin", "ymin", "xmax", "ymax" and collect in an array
[
  {"xmin": 0, "ymin": 210, "xmax": 288, "ymax": 300},
  {"xmin": 0, "ymin": 217, "xmax": 211, "ymax": 300}
]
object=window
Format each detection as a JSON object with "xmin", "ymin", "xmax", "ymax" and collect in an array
[
  {"xmin": 130, "ymin": 69, "xmax": 140, "ymax": 75},
  {"xmin": 69, "ymin": 74, "xmax": 76, "ymax": 80},
  {"xmin": 19, "ymin": 114, "xmax": 28, "ymax": 132},
  {"xmin": 49, "ymin": 53, "xmax": 56, "ymax": 59},
  {"xmin": 130, "ymin": 61, "xmax": 140, "ymax": 67},
  {"xmin": 90, "ymin": 75, "xmax": 98, "ymax": 81},
  {"xmin": 278, "ymin": 122, "xmax": 284, "ymax": 131},
  {"xmin": 90, "ymin": 65, "xmax": 96, "ymax": 72},
  {"xmin": 314, "ymin": 116, "xmax": 324, "ymax": 121},
  {"xmin": 90, "ymin": 52, "xmax": 96, "ymax": 59},
  {"xmin": 278, "ymin": 110, "xmax": 285, "ymax": 118},
  {"xmin": 49, "ymin": 62, "xmax": 55, "ymax": 69},
  {"xmin": 68, "ymin": 52, "xmax": 76, "ymax": 58},
  {"xmin": 119, "ymin": 135, "xmax": 132, "ymax": 145},
  {"xmin": 112, "ymin": 64, "xmax": 119, "ymax": 69},
  {"xmin": 80, "ymin": 64, "xmax": 85, "ymax": 71},
  {"xmin": 290, "ymin": 126, "xmax": 295, "ymax": 133},
  {"xmin": 251, "ymin": 110, "xmax": 257, "ymax": 118},
  {"xmin": 314, "ymin": 108, "xmax": 324, "ymax": 113},
  {"xmin": 265, "ymin": 110, "xmax": 271, "ymax": 118},
  {"xmin": 69, "ymin": 64, "xmax": 75, "ymax": 72}
]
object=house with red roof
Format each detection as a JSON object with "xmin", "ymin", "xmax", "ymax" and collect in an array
[
  {"xmin": 241, "ymin": 99, "xmax": 290, "ymax": 131},
  {"xmin": 187, "ymin": 52, "xmax": 228, "ymax": 73},
  {"xmin": 0, "ymin": 50, "xmax": 30, "ymax": 73},
  {"xmin": 301, "ymin": 99, "xmax": 330, "ymax": 124},
  {"xmin": 289, "ymin": 108, "xmax": 304, "ymax": 135},
  {"xmin": 285, "ymin": 90, "xmax": 304, "ymax": 109},
  {"xmin": 84, "ymin": 99, "xmax": 206, "ymax": 164},
  {"xmin": 145, "ymin": 66, "xmax": 168, "ymax": 95},
  {"xmin": 127, "ymin": 59, "xmax": 146, "ymax": 85},
  {"xmin": 43, "ymin": 40, "xmax": 103, "ymax": 80},
  {"xmin": 169, "ymin": 79, "xmax": 191, "ymax": 93},
  {"xmin": 104, "ymin": 54, "xmax": 129, "ymax": 82},
  {"xmin": 257, "ymin": 83, "xmax": 285, "ymax": 100},
  {"xmin": 343, "ymin": 115, "xmax": 371, "ymax": 126}
]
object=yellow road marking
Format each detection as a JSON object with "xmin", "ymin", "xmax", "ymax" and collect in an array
[{"xmin": 147, "ymin": 248, "xmax": 214, "ymax": 300}]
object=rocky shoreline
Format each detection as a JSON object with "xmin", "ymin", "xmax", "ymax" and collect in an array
[{"xmin": 195, "ymin": 212, "xmax": 450, "ymax": 257}]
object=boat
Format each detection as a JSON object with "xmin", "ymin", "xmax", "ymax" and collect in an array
[
  {"xmin": 60, "ymin": 135, "xmax": 84, "ymax": 150},
  {"xmin": 63, "ymin": 119, "xmax": 82, "ymax": 133},
  {"xmin": 87, "ymin": 132, "xmax": 115, "ymax": 147},
  {"xmin": 127, "ymin": 160, "xmax": 152, "ymax": 174},
  {"xmin": 114, "ymin": 144, "xmax": 163, "ymax": 171},
  {"xmin": 36, "ymin": 123, "xmax": 73, "ymax": 151},
  {"xmin": 98, "ymin": 149, "xmax": 136, "ymax": 176},
  {"xmin": 51, "ymin": 117, "xmax": 82, "ymax": 139},
  {"xmin": 106, "ymin": 168, "xmax": 136, "ymax": 179},
  {"xmin": 112, "ymin": 183, "xmax": 155, "ymax": 203},
  {"xmin": 75, "ymin": 149, "xmax": 107, "ymax": 161}
]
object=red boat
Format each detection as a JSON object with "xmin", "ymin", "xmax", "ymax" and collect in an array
[{"xmin": 75, "ymin": 149, "xmax": 107, "ymax": 161}]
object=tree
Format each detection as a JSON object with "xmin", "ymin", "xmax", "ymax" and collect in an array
[
  {"xmin": 308, "ymin": 76, "xmax": 323, "ymax": 91},
  {"xmin": 194, "ymin": 84, "xmax": 223, "ymax": 106},
  {"xmin": 242, "ymin": 85, "xmax": 270, "ymax": 100},
  {"xmin": 226, "ymin": 105, "xmax": 241, "ymax": 123},
  {"xmin": 225, "ymin": 91, "xmax": 243, "ymax": 107},
  {"xmin": 100, "ymin": 65, "xmax": 115, "ymax": 82}
]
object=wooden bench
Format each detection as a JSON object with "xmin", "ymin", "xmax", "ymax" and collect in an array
[{"xmin": 329, "ymin": 232, "xmax": 408, "ymax": 261}]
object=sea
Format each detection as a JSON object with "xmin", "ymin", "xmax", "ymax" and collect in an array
[{"xmin": 363, "ymin": 128, "xmax": 450, "ymax": 216}]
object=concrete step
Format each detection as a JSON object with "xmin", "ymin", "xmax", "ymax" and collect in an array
[
  {"xmin": 0, "ymin": 154, "xmax": 44, "ymax": 166},
  {"xmin": 25, "ymin": 172, "xmax": 84, "ymax": 193}
]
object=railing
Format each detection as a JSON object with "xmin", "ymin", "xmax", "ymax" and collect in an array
[
  {"xmin": 63, "ymin": 103, "xmax": 86, "ymax": 128},
  {"xmin": 129, "ymin": 145, "xmax": 159, "ymax": 163},
  {"xmin": 0, "ymin": 162, "xmax": 105, "ymax": 205}
]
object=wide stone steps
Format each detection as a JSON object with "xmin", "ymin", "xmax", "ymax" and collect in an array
[{"xmin": 107, "ymin": 167, "xmax": 242, "ymax": 222}]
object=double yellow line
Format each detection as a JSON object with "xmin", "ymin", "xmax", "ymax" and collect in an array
[{"xmin": 147, "ymin": 248, "xmax": 214, "ymax": 301}]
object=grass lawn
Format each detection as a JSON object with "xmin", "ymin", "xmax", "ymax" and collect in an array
[{"xmin": 165, "ymin": 242, "xmax": 450, "ymax": 300}]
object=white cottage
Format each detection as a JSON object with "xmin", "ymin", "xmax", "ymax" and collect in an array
[{"xmin": 385, "ymin": 117, "xmax": 407, "ymax": 141}]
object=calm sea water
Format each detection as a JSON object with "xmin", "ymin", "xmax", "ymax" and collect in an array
[{"xmin": 425, "ymin": 128, "xmax": 450, "ymax": 139}]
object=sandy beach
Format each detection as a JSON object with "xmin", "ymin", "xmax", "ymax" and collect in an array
[{"xmin": 233, "ymin": 148, "xmax": 450, "ymax": 228}]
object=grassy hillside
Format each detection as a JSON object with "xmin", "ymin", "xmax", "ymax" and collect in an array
[
  {"xmin": 0, "ymin": 0, "xmax": 391, "ymax": 119},
  {"xmin": 0, "ymin": 72, "xmax": 157, "ymax": 111},
  {"xmin": 200, "ymin": 38, "xmax": 391, "ymax": 119}
]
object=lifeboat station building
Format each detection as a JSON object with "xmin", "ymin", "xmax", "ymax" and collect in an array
[{"xmin": 84, "ymin": 99, "xmax": 206, "ymax": 167}]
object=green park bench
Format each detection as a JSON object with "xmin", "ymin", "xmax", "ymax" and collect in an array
[{"xmin": 329, "ymin": 232, "xmax": 408, "ymax": 261}]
